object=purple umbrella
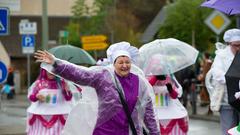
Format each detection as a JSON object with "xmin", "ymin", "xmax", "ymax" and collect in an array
[{"xmin": 201, "ymin": 0, "xmax": 240, "ymax": 15}]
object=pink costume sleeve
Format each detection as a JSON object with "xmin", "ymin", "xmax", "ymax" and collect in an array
[
  {"xmin": 169, "ymin": 85, "xmax": 178, "ymax": 99},
  {"xmin": 29, "ymin": 80, "xmax": 41, "ymax": 102},
  {"xmin": 166, "ymin": 76, "xmax": 178, "ymax": 99},
  {"xmin": 148, "ymin": 76, "xmax": 157, "ymax": 86}
]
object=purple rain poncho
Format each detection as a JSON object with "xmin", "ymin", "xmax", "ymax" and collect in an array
[{"xmin": 50, "ymin": 59, "xmax": 160, "ymax": 135}]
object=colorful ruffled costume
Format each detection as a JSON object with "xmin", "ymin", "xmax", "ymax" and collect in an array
[
  {"xmin": 27, "ymin": 69, "xmax": 72, "ymax": 135},
  {"xmin": 148, "ymin": 75, "xmax": 188, "ymax": 135}
]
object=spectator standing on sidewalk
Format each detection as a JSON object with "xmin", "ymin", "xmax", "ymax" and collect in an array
[
  {"xmin": 175, "ymin": 66, "xmax": 196, "ymax": 108},
  {"xmin": 26, "ymin": 68, "xmax": 73, "ymax": 135},
  {"xmin": 210, "ymin": 28, "xmax": 240, "ymax": 135},
  {"xmin": 6, "ymin": 67, "xmax": 15, "ymax": 99},
  {"xmin": 1, "ymin": 67, "xmax": 15, "ymax": 99},
  {"xmin": 197, "ymin": 52, "xmax": 213, "ymax": 114}
]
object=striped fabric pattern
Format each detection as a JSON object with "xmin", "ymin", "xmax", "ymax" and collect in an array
[{"xmin": 27, "ymin": 114, "xmax": 67, "ymax": 135}]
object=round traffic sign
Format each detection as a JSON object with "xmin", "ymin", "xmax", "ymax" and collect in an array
[{"xmin": 0, "ymin": 61, "xmax": 8, "ymax": 83}]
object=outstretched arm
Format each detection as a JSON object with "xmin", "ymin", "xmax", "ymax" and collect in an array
[{"xmin": 34, "ymin": 50, "xmax": 105, "ymax": 88}]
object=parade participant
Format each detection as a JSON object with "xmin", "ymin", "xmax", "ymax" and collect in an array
[
  {"xmin": 210, "ymin": 28, "xmax": 240, "ymax": 135},
  {"xmin": 26, "ymin": 68, "xmax": 72, "ymax": 135},
  {"xmin": 34, "ymin": 41, "xmax": 160, "ymax": 135},
  {"xmin": 148, "ymin": 74, "xmax": 188, "ymax": 135},
  {"xmin": 1, "ymin": 67, "xmax": 15, "ymax": 99},
  {"xmin": 197, "ymin": 52, "xmax": 213, "ymax": 115}
]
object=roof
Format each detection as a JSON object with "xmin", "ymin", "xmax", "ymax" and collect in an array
[{"xmin": 2, "ymin": 0, "xmax": 94, "ymax": 17}]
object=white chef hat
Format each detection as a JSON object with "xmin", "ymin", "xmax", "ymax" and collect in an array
[
  {"xmin": 107, "ymin": 41, "xmax": 139, "ymax": 64},
  {"xmin": 223, "ymin": 28, "xmax": 240, "ymax": 43}
]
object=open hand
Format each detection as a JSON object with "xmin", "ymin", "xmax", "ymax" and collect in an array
[
  {"xmin": 34, "ymin": 50, "xmax": 55, "ymax": 65},
  {"xmin": 37, "ymin": 94, "xmax": 45, "ymax": 102}
]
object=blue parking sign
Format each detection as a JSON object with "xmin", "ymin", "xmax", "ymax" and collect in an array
[
  {"xmin": 22, "ymin": 35, "xmax": 35, "ymax": 47},
  {"xmin": 0, "ymin": 8, "xmax": 9, "ymax": 35},
  {"xmin": 0, "ymin": 61, "xmax": 8, "ymax": 83},
  {"xmin": 22, "ymin": 35, "xmax": 35, "ymax": 54}
]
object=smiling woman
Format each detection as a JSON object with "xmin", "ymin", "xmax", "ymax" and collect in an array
[{"xmin": 34, "ymin": 41, "xmax": 160, "ymax": 135}]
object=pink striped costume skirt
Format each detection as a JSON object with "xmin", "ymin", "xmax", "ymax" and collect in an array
[
  {"xmin": 159, "ymin": 116, "xmax": 189, "ymax": 135},
  {"xmin": 26, "ymin": 114, "xmax": 68, "ymax": 135}
]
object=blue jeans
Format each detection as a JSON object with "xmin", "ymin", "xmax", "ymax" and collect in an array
[{"xmin": 220, "ymin": 105, "xmax": 240, "ymax": 135}]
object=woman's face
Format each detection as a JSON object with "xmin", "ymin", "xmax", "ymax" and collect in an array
[
  {"xmin": 114, "ymin": 56, "xmax": 131, "ymax": 77},
  {"xmin": 230, "ymin": 41, "xmax": 240, "ymax": 55}
]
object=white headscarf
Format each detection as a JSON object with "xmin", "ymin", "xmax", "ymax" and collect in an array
[
  {"xmin": 223, "ymin": 28, "xmax": 240, "ymax": 43},
  {"xmin": 106, "ymin": 41, "xmax": 139, "ymax": 64}
]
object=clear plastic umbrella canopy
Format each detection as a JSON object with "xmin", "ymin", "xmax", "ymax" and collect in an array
[
  {"xmin": 201, "ymin": 0, "xmax": 240, "ymax": 15},
  {"xmin": 139, "ymin": 38, "xmax": 199, "ymax": 75}
]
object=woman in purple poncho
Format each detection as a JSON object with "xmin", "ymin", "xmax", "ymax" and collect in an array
[{"xmin": 34, "ymin": 41, "xmax": 160, "ymax": 135}]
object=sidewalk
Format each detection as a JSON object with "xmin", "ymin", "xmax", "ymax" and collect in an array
[
  {"xmin": 0, "ymin": 94, "xmax": 220, "ymax": 135},
  {"xmin": 0, "ymin": 93, "xmax": 29, "ymax": 135},
  {"xmin": 187, "ymin": 103, "xmax": 220, "ymax": 122}
]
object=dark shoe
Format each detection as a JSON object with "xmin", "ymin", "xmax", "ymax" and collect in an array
[
  {"xmin": 207, "ymin": 110, "xmax": 213, "ymax": 115},
  {"xmin": 200, "ymin": 102, "xmax": 209, "ymax": 107}
]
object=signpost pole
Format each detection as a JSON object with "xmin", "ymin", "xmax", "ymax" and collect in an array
[
  {"xmin": 27, "ymin": 54, "xmax": 31, "ymax": 88},
  {"xmin": 21, "ymin": 35, "xmax": 35, "ymax": 87},
  {"xmin": 237, "ymin": 15, "xmax": 240, "ymax": 29},
  {"xmin": 216, "ymin": 35, "xmax": 219, "ymax": 42},
  {"xmin": 42, "ymin": 0, "xmax": 49, "ymax": 50},
  {"xmin": 0, "ymin": 89, "xmax": 1, "ymax": 110},
  {"xmin": 94, "ymin": 50, "xmax": 98, "ymax": 60}
]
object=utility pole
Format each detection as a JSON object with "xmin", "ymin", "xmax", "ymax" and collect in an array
[{"xmin": 42, "ymin": 0, "xmax": 49, "ymax": 50}]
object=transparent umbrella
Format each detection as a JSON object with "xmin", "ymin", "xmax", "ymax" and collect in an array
[
  {"xmin": 48, "ymin": 44, "xmax": 96, "ymax": 65},
  {"xmin": 139, "ymin": 38, "xmax": 199, "ymax": 75}
]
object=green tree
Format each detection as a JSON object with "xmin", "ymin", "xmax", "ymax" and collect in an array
[
  {"xmin": 65, "ymin": 22, "xmax": 81, "ymax": 47},
  {"xmin": 67, "ymin": 0, "xmax": 113, "ymax": 44},
  {"xmin": 158, "ymin": 0, "xmax": 214, "ymax": 51},
  {"xmin": 129, "ymin": 0, "xmax": 167, "ymax": 30},
  {"xmin": 69, "ymin": 0, "xmax": 166, "ymax": 48}
]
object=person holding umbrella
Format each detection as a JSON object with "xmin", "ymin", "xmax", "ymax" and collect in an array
[
  {"xmin": 139, "ymin": 38, "xmax": 199, "ymax": 135},
  {"xmin": 26, "ymin": 68, "xmax": 73, "ymax": 135},
  {"xmin": 148, "ymin": 74, "xmax": 188, "ymax": 135},
  {"xmin": 34, "ymin": 41, "xmax": 160, "ymax": 135},
  {"xmin": 210, "ymin": 28, "xmax": 240, "ymax": 135}
]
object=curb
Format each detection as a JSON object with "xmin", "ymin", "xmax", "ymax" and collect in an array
[{"xmin": 189, "ymin": 114, "xmax": 220, "ymax": 122}]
